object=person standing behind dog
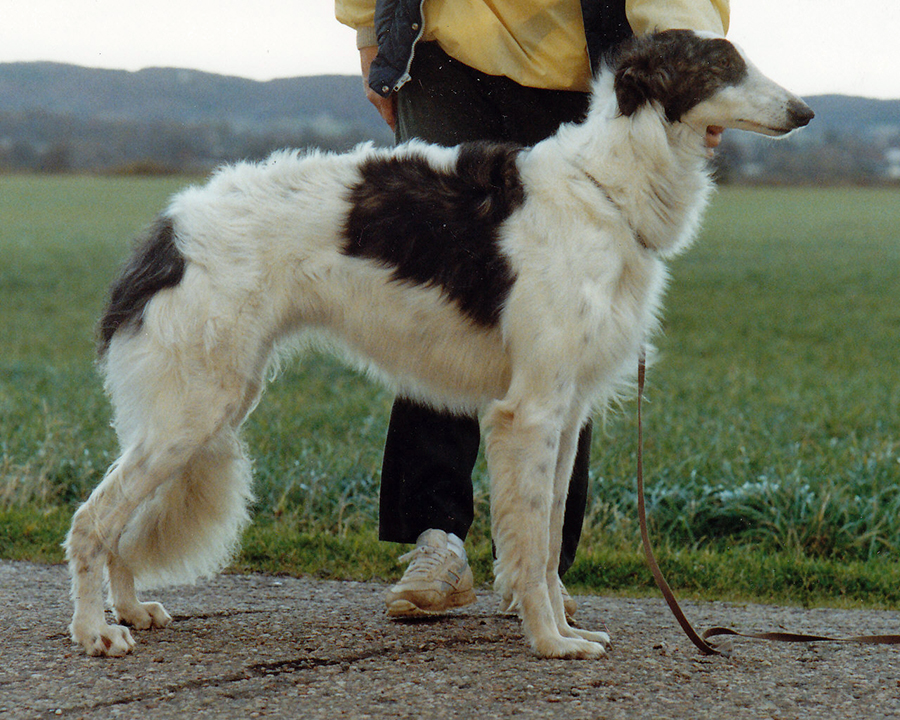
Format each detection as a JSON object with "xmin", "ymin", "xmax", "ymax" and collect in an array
[{"xmin": 335, "ymin": 0, "xmax": 729, "ymax": 619}]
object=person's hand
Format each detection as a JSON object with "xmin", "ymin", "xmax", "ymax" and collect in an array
[{"xmin": 359, "ymin": 46, "xmax": 397, "ymax": 131}]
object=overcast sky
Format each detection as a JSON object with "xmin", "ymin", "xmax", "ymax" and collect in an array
[{"xmin": 2, "ymin": 0, "xmax": 898, "ymax": 99}]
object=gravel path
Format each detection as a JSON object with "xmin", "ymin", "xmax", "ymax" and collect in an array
[{"xmin": 2, "ymin": 560, "xmax": 899, "ymax": 719}]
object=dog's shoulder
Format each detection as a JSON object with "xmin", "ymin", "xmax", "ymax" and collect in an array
[{"xmin": 340, "ymin": 140, "xmax": 526, "ymax": 328}]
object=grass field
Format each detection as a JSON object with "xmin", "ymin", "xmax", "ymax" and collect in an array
[{"xmin": 1, "ymin": 175, "xmax": 899, "ymax": 607}]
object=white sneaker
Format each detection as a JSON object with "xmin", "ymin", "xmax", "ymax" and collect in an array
[{"xmin": 385, "ymin": 529, "xmax": 476, "ymax": 617}]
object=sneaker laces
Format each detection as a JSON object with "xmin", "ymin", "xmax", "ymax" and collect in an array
[{"xmin": 397, "ymin": 545, "xmax": 449, "ymax": 580}]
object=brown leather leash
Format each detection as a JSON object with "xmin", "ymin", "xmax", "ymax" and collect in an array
[{"xmin": 635, "ymin": 353, "xmax": 900, "ymax": 655}]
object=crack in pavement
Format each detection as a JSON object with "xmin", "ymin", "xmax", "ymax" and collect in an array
[
  {"xmin": 248, "ymin": 646, "xmax": 396, "ymax": 676},
  {"xmin": 171, "ymin": 609, "xmax": 270, "ymax": 621},
  {"xmin": 53, "ymin": 633, "xmax": 496, "ymax": 716}
]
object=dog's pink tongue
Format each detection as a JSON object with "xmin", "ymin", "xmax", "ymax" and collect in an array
[{"xmin": 705, "ymin": 126, "xmax": 724, "ymax": 148}]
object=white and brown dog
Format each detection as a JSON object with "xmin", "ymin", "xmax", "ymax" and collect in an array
[{"xmin": 66, "ymin": 30, "xmax": 813, "ymax": 658}]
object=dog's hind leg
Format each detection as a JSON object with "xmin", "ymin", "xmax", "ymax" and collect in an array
[
  {"xmin": 104, "ymin": 427, "xmax": 252, "ymax": 631},
  {"xmin": 66, "ymin": 446, "xmax": 188, "ymax": 656},
  {"xmin": 107, "ymin": 553, "xmax": 172, "ymax": 631},
  {"xmin": 485, "ymin": 396, "xmax": 607, "ymax": 659},
  {"xmin": 67, "ymin": 349, "xmax": 258, "ymax": 656},
  {"xmin": 68, "ymin": 423, "xmax": 252, "ymax": 656}
]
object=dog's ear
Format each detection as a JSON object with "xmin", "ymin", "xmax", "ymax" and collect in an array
[
  {"xmin": 614, "ymin": 57, "xmax": 671, "ymax": 117},
  {"xmin": 613, "ymin": 33, "xmax": 678, "ymax": 118}
]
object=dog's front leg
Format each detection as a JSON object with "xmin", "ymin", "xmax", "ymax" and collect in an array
[
  {"xmin": 548, "ymin": 420, "xmax": 611, "ymax": 650},
  {"xmin": 484, "ymin": 398, "xmax": 607, "ymax": 658}
]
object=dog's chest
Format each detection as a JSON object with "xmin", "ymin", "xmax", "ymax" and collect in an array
[
  {"xmin": 529, "ymin": 248, "xmax": 663, "ymax": 388},
  {"xmin": 583, "ymin": 264, "xmax": 655, "ymax": 343}
]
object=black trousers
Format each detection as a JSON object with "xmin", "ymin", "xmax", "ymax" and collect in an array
[{"xmin": 377, "ymin": 43, "xmax": 592, "ymax": 575}]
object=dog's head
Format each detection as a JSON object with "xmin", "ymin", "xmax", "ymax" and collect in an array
[{"xmin": 614, "ymin": 30, "xmax": 814, "ymax": 137}]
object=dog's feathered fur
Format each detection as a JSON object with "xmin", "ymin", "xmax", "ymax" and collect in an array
[{"xmin": 65, "ymin": 30, "xmax": 812, "ymax": 658}]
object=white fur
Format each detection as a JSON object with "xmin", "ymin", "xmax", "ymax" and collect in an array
[{"xmin": 65, "ymin": 32, "xmax": 811, "ymax": 658}]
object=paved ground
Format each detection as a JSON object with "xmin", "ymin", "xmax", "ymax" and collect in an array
[{"xmin": 2, "ymin": 560, "xmax": 900, "ymax": 719}]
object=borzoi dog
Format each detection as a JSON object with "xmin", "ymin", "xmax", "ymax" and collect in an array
[{"xmin": 66, "ymin": 30, "xmax": 813, "ymax": 658}]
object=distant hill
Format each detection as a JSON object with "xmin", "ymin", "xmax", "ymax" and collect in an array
[
  {"xmin": 0, "ymin": 61, "xmax": 898, "ymax": 181},
  {"xmin": 0, "ymin": 62, "xmax": 393, "ymax": 173},
  {"xmin": 803, "ymin": 94, "xmax": 900, "ymax": 134},
  {"xmin": 0, "ymin": 62, "xmax": 387, "ymax": 132}
]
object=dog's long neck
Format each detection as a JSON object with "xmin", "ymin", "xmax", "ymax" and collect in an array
[{"xmin": 553, "ymin": 96, "xmax": 714, "ymax": 258}]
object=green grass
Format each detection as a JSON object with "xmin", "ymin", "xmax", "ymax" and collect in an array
[{"xmin": 1, "ymin": 176, "xmax": 899, "ymax": 607}]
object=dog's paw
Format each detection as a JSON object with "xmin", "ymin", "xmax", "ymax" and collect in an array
[
  {"xmin": 115, "ymin": 601, "xmax": 172, "ymax": 631},
  {"xmin": 572, "ymin": 628, "xmax": 611, "ymax": 650},
  {"xmin": 71, "ymin": 622, "xmax": 136, "ymax": 657},
  {"xmin": 533, "ymin": 635, "xmax": 608, "ymax": 659}
]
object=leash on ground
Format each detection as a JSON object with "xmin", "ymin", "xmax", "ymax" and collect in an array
[{"xmin": 635, "ymin": 353, "xmax": 900, "ymax": 656}]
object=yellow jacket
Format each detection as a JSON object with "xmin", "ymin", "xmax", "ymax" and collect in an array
[{"xmin": 336, "ymin": 0, "xmax": 730, "ymax": 92}]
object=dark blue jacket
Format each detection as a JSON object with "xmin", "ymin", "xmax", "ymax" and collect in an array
[{"xmin": 368, "ymin": 0, "xmax": 633, "ymax": 97}]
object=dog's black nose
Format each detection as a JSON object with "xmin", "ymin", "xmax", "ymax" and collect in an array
[{"xmin": 788, "ymin": 99, "xmax": 815, "ymax": 128}]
